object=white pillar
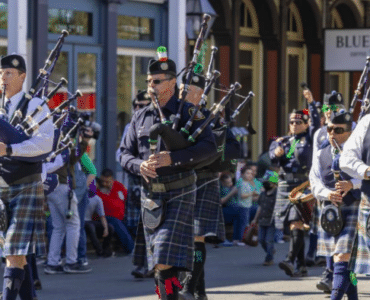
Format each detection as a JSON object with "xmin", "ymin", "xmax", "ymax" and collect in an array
[
  {"xmin": 8, "ymin": 0, "xmax": 29, "ymax": 88},
  {"xmin": 168, "ymin": 0, "xmax": 186, "ymax": 78}
]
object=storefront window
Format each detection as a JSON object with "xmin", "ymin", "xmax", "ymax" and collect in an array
[
  {"xmin": 48, "ymin": 9, "xmax": 93, "ymax": 36},
  {"xmin": 47, "ymin": 51, "xmax": 69, "ymax": 109},
  {"xmin": 117, "ymin": 16, "xmax": 154, "ymax": 41},
  {"xmin": 0, "ymin": 3, "xmax": 6, "ymax": 30},
  {"xmin": 116, "ymin": 53, "xmax": 154, "ymax": 147}
]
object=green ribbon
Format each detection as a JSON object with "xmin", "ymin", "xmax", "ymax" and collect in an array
[
  {"xmin": 350, "ymin": 271, "xmax": 358, "ymax": 286},
  {"xmin": 322, "ymin": 104, "xmax": 337, "ymax": 113},
  {"xmin": 286, "ymin": 139, "xmax": 300, "ymax": 159}
]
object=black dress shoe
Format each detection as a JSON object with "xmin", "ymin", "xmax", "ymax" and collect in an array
[
  {"xmin": 145, "ymin": 268, "xmax": 155, "ymax": 278},
  {"xmin": 131, "ymin": 266, "xmax": 147, "ymax": 278},
  {"xmin": 293, "ymin": 266, "xmax": 308, "ymax": 277},
  {"xmin": 34, "ymin": 279, "xmax": 42, "ymax": 290},
  {"xmin": 278, "ymin": 260, "xmax": 294, "ymax": 277}
]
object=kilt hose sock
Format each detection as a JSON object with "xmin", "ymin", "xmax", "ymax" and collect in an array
[
  {"xmin": 195, "ymin": 269, "xmax": 206, "ymax": 296},
  {"xmin": 2, "ymin": 267, "xmax": 25, "ymax": 300},
  {"xmin": 18, "ymin": 264, "xmax": 35, "ymax": 300},
  {"xmin": 287, "ymin": 229, "xmax": 304, "ymax": 264},
  {"xmin": 331, "ymin": 262, "xmax": 358, "ymax": 300},
  {"xmin": 296, "ymin": 235, "xmax": 306, "ymax": 268},
  {"xmin": 182, "ymin": 242, "xmax": 206, "ymax": 295},
  {"xmin": 155, "ymin": 268, "xmax": 182, "ymax": 300}
]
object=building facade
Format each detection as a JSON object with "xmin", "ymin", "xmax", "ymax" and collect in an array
[{"xmin": 1, "ymin": 0, "xmax": 368, "ymax": 170}]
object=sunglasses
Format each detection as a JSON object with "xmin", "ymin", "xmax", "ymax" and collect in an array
[
  {"xmin": 290, "ymin": 121, "xmax": 303, "ymax": 125},
  {"xmin": 322, "ymin": 104, "xmax": 338, "ymax": 113},
  {"xmin": 327, "ymin": 126, "xmax": 348, "ymax": 134},
  {"xmin": 134, "ymin": 104, "xmax": 146, "ymax": 109},
  {"xmin": 145, "ymin": 78, "xmax": 171, "ymax": 85}
]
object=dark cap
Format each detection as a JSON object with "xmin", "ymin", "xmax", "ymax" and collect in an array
[
  {"xmin": 330, "ymin": 109, "xmax": 352, "ymax": 125},
  {"xmin": 261, "ymin": 170, "xmax": 279, "ymax": 183},
  {"xmin": 134, "ymin": 90, "xmax": 151, "ymax": 102},
  {"xmin": 323, "ymin": 91, "xmax": 344, "ymax": 105},
  {"xmin": 147, "ymin": 59, "xmax": 177, "ymax": 77},
  {"xmin": 290, "ymin": 109, "xmax": 310, "ymax": 123},
  {"xmin": 182, "ymin": 72, "xmax": 206, "ymax": 90},
  {"xmin": 0, "ymin": 54, "xmax": 26, "ymax": 73}
]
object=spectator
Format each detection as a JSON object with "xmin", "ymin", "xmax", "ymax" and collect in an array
[
  {"xmin": 220, "ymin": 173, "xmax": 242, "ymax": 246},
  {"xmin": 75, "ymin": 153, "xmax": 97, "ymax": 266},
  {"xmin": 247, "ymin": 163, "xmax": 263, "ymax": 222},
  {"xmin": 251, "ymin": 170, "xmax": 279, "ymax": 266},
  {"xmin": 96, "ymin": 168, "xmax": 134, "ymax": 254},
  {"xmin": 44, "ymin": 128, "xmax": 93, "ymax": 274},
  {"xmin": 85, "ymin": 181, "xmax": 114, "ymax": 257},
  {"xmin": 236, "ymin": 166, "xmax": 259, "ymax": 243}
]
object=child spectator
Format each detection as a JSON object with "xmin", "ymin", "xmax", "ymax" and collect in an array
[
  {"xmin": 236, "ymin": 166, "xmax": 259, "ymax": 244},
  {"xmin": 251, "ymin": 170, "xmax": 279, "ymax": 266},
  {"xmin": 220, "ymin": 173, "xmax": 242, "ymax": 246},
  {"xmin": 84, "ymin": 181, "xmax": 114, "ymax": 257}
]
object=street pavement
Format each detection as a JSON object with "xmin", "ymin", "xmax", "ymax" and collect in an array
[{"xmin": 1, "ymin": 240, "xmax": 370, "ymax": 300}]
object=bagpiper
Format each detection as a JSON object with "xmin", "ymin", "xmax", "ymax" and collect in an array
[{"xmin": 310, "ymin": 110, "xmax": 360, "ymax": 300}]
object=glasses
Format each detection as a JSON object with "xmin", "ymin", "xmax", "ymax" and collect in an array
[
  {"xmin": 327, "ymin": 126, "xmax": 348, "ymax": 134},
  {"xmin": 322, "ymin": 104, "xmax": 338, "ymax": 113},
  {"xmin": 145, "ymin": 78, "xmax": 171, "ymax": 85},
  {"xmin": 290, "ymin": 121, "xmax": 303, "ymax": 125}
]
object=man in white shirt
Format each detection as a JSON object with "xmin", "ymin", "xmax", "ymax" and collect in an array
[
  {"xmin": 0, "ymin": 54, "xmax": 54, "ymax": 300},
  {"xmin": 340, "ymin": 113, "xmax": 370, "ymax": 278}
]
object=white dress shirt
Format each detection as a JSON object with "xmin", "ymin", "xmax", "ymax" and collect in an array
[
  {"xmin": 340, "ymin": 114, "xmax": 370, "ymax": 180},
  {"xmin": 6, "ymin": 90, "xmax": 54, "ymax": 157},
  {"xmin": 310, "ymin": 143, "xmax": 361, "ymax": 201}
]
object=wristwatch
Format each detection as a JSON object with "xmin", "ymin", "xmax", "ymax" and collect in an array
[
  {"xmin": 366, "ymin": 170, "xmax": 370, "ymax": 180},
  {"xmin": 6, "ymin": 145, "xmax": 12, "ymax": 157}
]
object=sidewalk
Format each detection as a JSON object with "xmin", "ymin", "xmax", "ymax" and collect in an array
[{"xmin": 1, "ymin": 240, "xmax": 369, "ymax": 299}]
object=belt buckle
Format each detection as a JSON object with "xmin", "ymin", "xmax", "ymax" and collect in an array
[
  {"xmin": 151, "ymin": 183, "xmax": 166, "ymax": 193},
  {"xmin": 285, "ymin": 173, "xmax": 293, "ymax": 182}
]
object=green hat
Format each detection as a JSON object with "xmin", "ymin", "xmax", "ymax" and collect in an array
[{"xmin": 262, "ymin": 170, "xmax": 279, "ymax": 183}]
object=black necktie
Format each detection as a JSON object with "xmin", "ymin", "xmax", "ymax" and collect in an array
[{"xmin": 4, "ymin": 100, "xmax": 10, "ymax": 116}]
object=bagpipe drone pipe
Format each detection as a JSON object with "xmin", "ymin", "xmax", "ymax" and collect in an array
[
  {"xmin": 147, "ymin": 13, "xmax": 214, "ymax": 155},
  {"xmin": 0, "ymin": 31, "xmax": 73, "ymax": 162}
]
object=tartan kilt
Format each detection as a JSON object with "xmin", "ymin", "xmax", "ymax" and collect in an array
[
  {"xmin": 274, "ymin": 181, "xmax": 302, "ymax": 230},
  {"xmin": 310, "ymin": 201, "xmax": 320, "ymax": 235},
  {"xmin": 124, "ymin": 198, "xmax": 141, "ymax": 228},
  {"xmin": 132, "ymin": 216, "xmax": 147, "ymax": 268},
  {"xmin": 194, "ymin": 176, "xmax": 225, "ymax": 244},
  {"xmin": 142, "ymin": 173, "xmax": 196, "ymax": 272},
  {"xmin": 2, "ymin": 181, "xmax": 46, "ymax": 257},
  {"xmin": 349, "ymin": 195, "xmax": 370, "ymax": 274},
  {"xmin": 317, "ymin": 200, "xmax": 359, "ymax": 257}
]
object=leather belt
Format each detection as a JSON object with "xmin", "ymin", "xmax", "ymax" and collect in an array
[
  {"xmin": 144, "ymin": 173, "xmax": 197, "ymax": 193},
  {"xmin": 196, "ymin": 171, "xmax": 217, "ymax": 181},
  {"xmin": 12, "ymin": 174, "xmax": 42, "ymax": 186},
  {"xmin": 279, "ymin": 173, "xmax": 307, "ymax": 183}
]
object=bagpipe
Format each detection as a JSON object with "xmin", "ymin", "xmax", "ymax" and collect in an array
[
  {"xmin": 148, "ymin": 14, "xmax": 255, "ymax": 168},
  {"xmin": 350, "ymin": 56, "xmax": 370, "ymax": 120},
  {"xmin": 0, "ymin": 31, "xmax": 78, "ymax": 163},
  {"xmin": 320, "ymin": 138, "xmax": 344, "ymax": 236}
]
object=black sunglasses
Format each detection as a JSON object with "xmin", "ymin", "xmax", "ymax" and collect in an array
[
  {"xmin": 145, "ymin": 78, "xmax": 171, "ymax": 85},
  {"xmin": 134, "ymin": 103, "xmax": 146, "ymax": 109},
  {"xmin": 327, "ymin": 126, "xmax": 348, "ymax": 134}
]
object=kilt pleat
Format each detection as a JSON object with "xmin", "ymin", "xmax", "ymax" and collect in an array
[
  {"xmin": 132, "ymin": 216, "xmax": 147, "ymax": 268},
  {"xmin": 274, "ymin": 181, "xmax": 301, "ymax": 230},
  {"xmin": 2, "ymin": 182, "xmax": 46, "ymax": 257},
  {"xmin": 142, "ymin": 183, "xmax": 196, "ymax": 272},
  {"xmin": 349, "ymin": 195, "xmax": 370, "ymax": 274},
  {"xmin": 310, "ymin": 202, "xmax": 320, "ymax": 235},
  {"xmin": 317, "ymin": 200, "xmax": 359, "ymax": 257},
  {"xmin": 194, "ymin": 177, "xmax": 225, "ymax": 244}
]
